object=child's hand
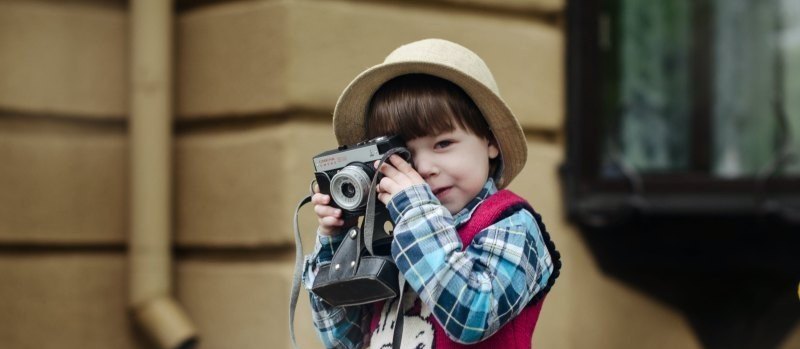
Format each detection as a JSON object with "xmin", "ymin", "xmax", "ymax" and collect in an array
[
  {"xmin": 374, "ymin": 154, "xmax": 426, "ymax": 205},
  {"xmin": 311, "ymin": 183, "xmax": 345, "ymax": 236}
]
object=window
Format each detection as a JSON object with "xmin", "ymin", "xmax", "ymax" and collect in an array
[
  {"xmin": 564, "ymin": 0, "xmax": 800, "ymax": 224},
  {"xmin": 564, "ymin": 2, "xmax": 800, "ymax": 345}
]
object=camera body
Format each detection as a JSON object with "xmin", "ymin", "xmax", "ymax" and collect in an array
[
  {"xmin": 310, "ymin": 135, "xmax": 408, "ymax": 306},
  {"xmin": 312, "ymin": 135, "xmax": 408, "ymax": 219}
]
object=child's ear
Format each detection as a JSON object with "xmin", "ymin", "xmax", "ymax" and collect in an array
[{"xmin": 488, "ymin": 139, "xmax": 500, "ymax": 160}]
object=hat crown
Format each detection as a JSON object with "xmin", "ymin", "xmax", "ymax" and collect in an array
[{"xmin": 383, "ymin": 39, "xmax": 500, "ymax": 95}]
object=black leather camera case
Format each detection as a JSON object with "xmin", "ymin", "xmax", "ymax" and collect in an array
[{"xmin": 311, "ymin": 226, "xmax": 399, "ymax": 307}]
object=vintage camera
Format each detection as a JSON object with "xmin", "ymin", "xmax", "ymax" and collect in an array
[
  {"xmin": 310, "ymin": 135, "xmax": 409, "ymax": 307},
  {"xmin": 312, "ymin": 135, "xmax": 409, "ymax": 219}
]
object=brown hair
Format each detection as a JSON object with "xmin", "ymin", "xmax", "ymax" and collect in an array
[{"xmin": 365, "ymin": 74, "xmax": 493, "ymax": 142}]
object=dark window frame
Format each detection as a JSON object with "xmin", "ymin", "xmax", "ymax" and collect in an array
[{"xmin": 563, "ymin": 0, "xmax": 800, "ymax": 225}]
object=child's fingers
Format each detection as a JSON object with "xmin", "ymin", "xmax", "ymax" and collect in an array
[
  {"xmin": 314, "ymin": 204, "xmax": 341, "ymax": 219},
  {"xmin": 374, "ymin": 160, "xmax": 404, "ymax": 181},
  {"xmin": 376, "ymin": 191, "xmax": 392, "ymax": 205},
  {"xmin": 319, "ymin": 216, "xmax": 344, "ymax": 228},
  {"xmin": 389, "ymin": 154, "xmax": 413, "ymax": 172},
  {"xmin": 389, "ymin": 155, "xmax": 425, "ymax": 184},
  {"xmin": 311, "ymin": 193, "xmax": 330, "ymax": 205},
  {"xmin": 378, "ymin": 176, "xmax": 400, "ymax": 195},
  {"xmin": 389, "ymin": 155, "xmax": 424, "ymax": 182},
  {"xmin": 318, "ymin": 216, "xmax": 344, "ymax": 236},
  {"xmin": 376, "ymin": 158, "xmax": 417, "ymax": 184}
]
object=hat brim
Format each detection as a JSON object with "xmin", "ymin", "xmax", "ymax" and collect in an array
[{"xmin": 333, "ymin": 61, "xmax": 526, "ymax": 189}]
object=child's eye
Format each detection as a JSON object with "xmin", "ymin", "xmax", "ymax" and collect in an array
[{"xmin": 434, "ymin": 140, "xmax": 453, "ymax": 149}]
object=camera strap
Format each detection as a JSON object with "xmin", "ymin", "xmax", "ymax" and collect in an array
[
  {"xmin": 364, "ymin": 147, "xmax": 410, "ymax": 256},
  {"xmin": 364, "ymin": 147, "xmax": 410, "ymax": 349},
  {"xmin": 289, "ymin": 194, "xmax": 312, "ymax": 349}
]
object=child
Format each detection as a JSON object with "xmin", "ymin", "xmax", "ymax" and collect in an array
[{"xmin": 303, "ymin": 38, "xmax": 560, "ymax": 349}]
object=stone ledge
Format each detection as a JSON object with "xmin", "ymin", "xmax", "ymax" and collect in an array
[{"xmin": 426, "ymin": 0, "xmax": 564, "ymax": 13}]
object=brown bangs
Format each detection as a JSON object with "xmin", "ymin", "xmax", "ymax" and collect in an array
[{"xmin": 365, "ymin": 74, "xmax": 492, "ymax": 142}]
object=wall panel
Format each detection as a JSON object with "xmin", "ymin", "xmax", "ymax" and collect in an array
[
  {"xmin": 177, "ymin": 258, "xmax": 318, "ymax": 349},
  {"xmin": 0, "ymin": 117, "xmax": 126, "ymax": 244},
  {"xmin": 178, "ymin": 0, "xmax": 563, "ymax": 131},
  {"xmin": 176, "ymin": 118, "xmax": 336, "ymax": 247},
  {"xmin": 0, "ymin": 253, "xmax": 142, "ymax": 349},
  {"xmin": 0, "ymin": 1, "xmax": 126, "ymax": 118}
]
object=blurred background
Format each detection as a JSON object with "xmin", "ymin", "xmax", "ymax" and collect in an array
[{"xmin": 0, "ymin": 0, "xmax": 798, "ymax": 348}]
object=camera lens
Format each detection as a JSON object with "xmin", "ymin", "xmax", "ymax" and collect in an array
[
  {"xmin": 330, "ymin": 164, "xmax": 373, "ymax": 211},
  {"xmin": 341, "ymin": 183, "xmax": 356, "ymax": 198}
]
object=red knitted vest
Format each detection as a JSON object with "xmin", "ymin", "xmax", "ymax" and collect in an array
[{"xmin": 368, "ymin": 190, "xmax": 548, "ymax": 349}]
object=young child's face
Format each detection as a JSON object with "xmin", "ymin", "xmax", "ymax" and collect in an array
[{"xmin": 405, "ymin": 125, "xmax": 499, "ymax": 215}]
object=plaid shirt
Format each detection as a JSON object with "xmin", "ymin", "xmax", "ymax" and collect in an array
[{"xmin": 303, "ymin": 179, "xmax": 554, "ymax": 348}]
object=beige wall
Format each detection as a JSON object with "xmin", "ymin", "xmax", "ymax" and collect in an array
[{"xmin": 2, "ymin": 0, "xmax": 784, "ymax": 348}]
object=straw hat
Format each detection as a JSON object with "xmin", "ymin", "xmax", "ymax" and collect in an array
[{"xmin": 333, "ymin": 38, "xmax": 527, "ymax": 189}]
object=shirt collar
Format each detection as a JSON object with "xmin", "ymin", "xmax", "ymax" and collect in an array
[{"xmin": 453, "ymin": 178, "xmax": 498, "ymax": 227}]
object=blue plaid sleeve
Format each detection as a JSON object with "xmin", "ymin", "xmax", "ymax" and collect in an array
[
  {"xmin": 302, "ymin": 229, "xmax": 370, "ymax": 349},
  {"xmin": 387, "ymin": 184, "xmax": 554, "ymax": 344}
]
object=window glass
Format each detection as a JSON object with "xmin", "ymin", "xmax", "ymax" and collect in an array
[
  {"xmin": 713, "ymin": 0, "xmax": 780, "ymax": 177},
  {"xmin": 782, "ymin": 0, "xmax": 800, "ymax": 174},
  {"xmin": 602, "ymin": 0, "xmax": 692, "ymax": 177},
  {"xmin": 601, "ymin": 0, "xmax": 799, "ymax": 179}
]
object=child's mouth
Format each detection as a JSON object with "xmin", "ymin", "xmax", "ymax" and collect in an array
[{"xmin": 433, "ymin": 186, "xmax": 451, "ymax": 199}]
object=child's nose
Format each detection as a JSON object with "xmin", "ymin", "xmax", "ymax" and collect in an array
[{"xmin": 413, "ymin": 155, "xmax": 437, "ymax": 178}]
